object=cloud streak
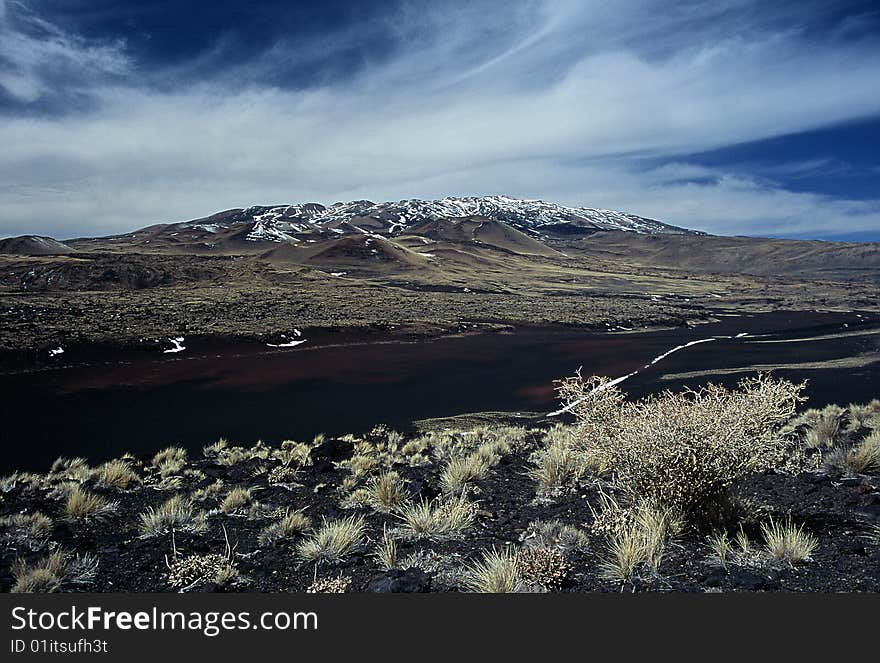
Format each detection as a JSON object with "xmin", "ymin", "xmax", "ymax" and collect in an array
[{"xmin": 0, "ymin": 0, "xmax": 879, "ymax": 239}]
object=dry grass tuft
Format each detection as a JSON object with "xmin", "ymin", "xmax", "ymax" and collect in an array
[
  {"xmin": 521, "ymin": 519, "xmax": 590, "ymax": 554},
  {"xmin": 12, "ymin": 550, "xmax": 98, "ymax": 593},
  {"xmin": 257, "ymin": 508, "xmax": 311, "ymax": 545},
  {"xmin": 760, "ymin": 517, "xmax": 817, "ymax": 563},
  {"xmin": 63, "ymin": 486, "xmax": 117, "ymax": 522},
  {"xmin": 138, "ymin": 495, "xmax": 208, "ymax": 538},
  {"xmin": 296, "ymin": 515, "xmax": 366, "ymax": 564},
  {"xmin": 152, "ymin": 446, "xmax": 187, "ymax": 473},
  {"xmin": 95, "ymin": 459, "xmax": 139, "ymax": 489},
  {"xmin": 463, "ymin": 547, "xmax": 521, "ymax": 593},
  {"xmin": 395, "ymin": 497, "xmax": 478, "ymax": 540},
  {"xmin": 220, "ymin": 487, "xmax": 252, "ymax": 514},
  {"xmin": 439, "ymin": 455, "xmax": 489, "ymax": 494},
  {"xmin": 367, "ymin": 471, "xmax": 407, "ymax": 511},
  {"xmin": 372, "ymin": 525, "xmax": 398, "ymax": 570},
  {"xmin": 803, "ymin": 405, "xmax": 845, "ymax": 448},
  {"xmin": 1, "ymin": 512, "xmax": 53, "ymax": 549},
  {"xmin": 598, "ymin": 501, "xmax": 679, "ymax": 581},
  {"xmin": 707, "ymin": 531, "xmax": 732, "ymax": 567}
]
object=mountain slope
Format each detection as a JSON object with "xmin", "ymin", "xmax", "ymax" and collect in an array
[{"xmin": 403, "ymin": 216, "xmax": 564, "ymax": 257}]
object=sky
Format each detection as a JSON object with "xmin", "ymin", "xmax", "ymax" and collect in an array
[{"xmin": 1, "ymin": 0, "xmax": 879, "ymax": 241}]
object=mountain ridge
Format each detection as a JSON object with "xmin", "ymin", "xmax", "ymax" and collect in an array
[{"xmin": 163, "ymin": 195, "xmax": 701, "ymax": 244}]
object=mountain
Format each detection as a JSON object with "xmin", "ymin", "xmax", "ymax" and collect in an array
[
  {"xmin": 146, "ymin": 195, "xmax": 699, "ymax": 246},
  {"xmin": 0, "ymin": 235, "xmax": 75, "ymax": 255}
]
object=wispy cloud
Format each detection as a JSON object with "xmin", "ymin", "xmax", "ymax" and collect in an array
[
  {"xmin": 0, "ymin": 0, "xmax": 879, "ymax": 239},
  {"xmin": 0, "ymin": 0, "xmax": 129, "ymax": 105}
]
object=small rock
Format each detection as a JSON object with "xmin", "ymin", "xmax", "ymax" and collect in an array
[
  {"xmin": 365, "ymin": 567, "xmax": 432, "ymax": 593},
  {"xmin": 311, "ymin": 438, "xmax": 354, "ymax": 463}
]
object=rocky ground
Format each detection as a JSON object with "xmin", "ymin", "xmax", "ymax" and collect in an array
[
  {"xmin": 2, "ymin": 246, "xmax": 877, "ymax": 354},
  {"xmin": 2, "ymin": 402, "xmax": 878, "ymax": 593}
]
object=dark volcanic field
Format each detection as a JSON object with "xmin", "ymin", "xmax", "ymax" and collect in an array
[
  {"xmin": 1, "ymin": 424, "xmax": 879, "ymax": 593},
  {"xmin": 1, "ymin": 309, "xmax": 878, "ymax": 474}
]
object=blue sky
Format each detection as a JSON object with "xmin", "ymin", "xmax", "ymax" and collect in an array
[{"xmin": 1, "ymin": 0, "xmax": 879, "ymax": 240}]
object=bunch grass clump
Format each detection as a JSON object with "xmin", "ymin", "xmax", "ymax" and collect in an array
[
  {"xmin": 521, "ymin": 519, "xmax": 590, "ymax": 554},
  {"xmin": 296, "ymin": 515, "xmax": 366, "ymax": 564},
  {"xmin": 219, "ymin": 487, "xmax": 252, "ymax": 514},
  {"xmin": 598, "ymin": 501, "xmax": 679, "ymax": 581},
  {"xmin": 63, "ymin": 486, "xmax": 117, "ymax": 522},
  {"xmin": 462, "ymin": 547, "xmax": 521, "ymax": 593},
  {"xmin": 50, "ymin": 457, "xmax": 92, "ymax": 482},
  {"xmin": 825, "ymin": 430, "xmax": 880, "ymax": 475},
  {"xmin": 152, "ymin": 446, "xmax": 188, "ymax": 477},
  {"xmin": 760, "ymin": 517, "xmax": 817, "ymax": 563},
  {"xmin": 367, "ymin": 471, "xmax": 407, "ymax": 512},
  {"xmin": 372, "ymin": 525, "xmax": 398, "ymax": 570},
  {"xmin": 527, "ymin": 424, "xmax": 610, "ymax": 493},
  {"xmin": 94, "ymin": 459, "xmax": 139, "ymax": 489},
  {"xmin": 439, "ymin": 455, "xmax": 489, "ymax": 494},
  {"xmin": 257, "ymin": 508, "xmax": 311, "ymax": 545},
  {"xmin": 1, "ymin": 512, "xmax": 53, "ymax": 549},
  {"xmin": 12, "ymin": 550, "xmax": 98, "ymax": 593},
  {"xmin": 802, "ymin": 405, "xmax": 845, "ymax": 449},
  {"xmin": 138, "ymin": 495, "xmax": 207, "ymax": 538},
  {"xmin": 395, "ymin": 497, "xmax": 478, "ymax": 540}
]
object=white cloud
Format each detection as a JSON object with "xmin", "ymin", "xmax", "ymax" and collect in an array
[{"xmin": 0, "ymin": 0, "xmax": 879, "ymax": 239}]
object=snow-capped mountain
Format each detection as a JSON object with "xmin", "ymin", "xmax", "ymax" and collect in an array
[{"xmin": 179, "ymin": 195, "xmax": 698, "ymax": 242}]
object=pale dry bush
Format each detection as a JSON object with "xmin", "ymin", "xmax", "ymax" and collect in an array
[
  {"xmin": 557, "ymin": 373, "xmax": 804, "ymax": 516},
  {"xmin": 306, "ymin": 575, "xmax": 351, "ymax": 593},
  {"xmin": 167, "ymin": 554, "xmax": 237, "ymax": 589},
  {"xmin": 517, "ymin": 547, "xmax": 571, "ymax": 591}
]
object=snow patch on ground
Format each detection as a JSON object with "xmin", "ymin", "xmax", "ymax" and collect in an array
[
  {"xmin": 267, "ymin": 339, "xmax": 307, "ymax": 348},
  {"xmin": 163, "ymin": 337, "xmax": 186, "ymax": 354}
]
